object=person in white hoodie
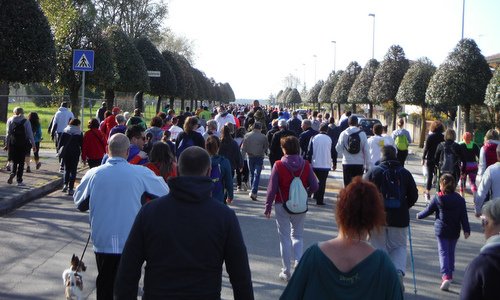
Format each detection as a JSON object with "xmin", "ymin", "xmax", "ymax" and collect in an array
[
  {"xmin": 335, "ymin": 116, "xmax": 369, "ymax": 187},
  {"xmin": 49, "ymin": 102, "xmax": 75, "ymax": 146}
]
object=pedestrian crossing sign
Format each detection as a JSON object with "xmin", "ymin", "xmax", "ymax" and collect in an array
[{"xmin": 72, "ymin": 49, "xmax": 94, "ymax": 72}]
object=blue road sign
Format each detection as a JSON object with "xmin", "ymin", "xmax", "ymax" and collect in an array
[{"xmin": 73, "ymin": 50, "xmax": 94, "ymax": 72}]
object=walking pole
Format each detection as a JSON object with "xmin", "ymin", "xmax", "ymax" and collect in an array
[{"xmin": 408, "ymin": 224, "xmax": 417, "ymax": 294}]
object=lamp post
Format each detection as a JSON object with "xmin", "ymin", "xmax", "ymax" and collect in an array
[
  {"xmin": 331, "ymin": 41, "xmax": 337, "ymax": 72},
  {"xmin": 302, "ymin": 63, "xmax": 306, "ymax": 90},
  {"xmin": 313, "ymin": 54, "xmax": 317, "ymax": 83},
  {"xmin": 456, "ymin": 0, "xmax": 465, "ymax": 141},
  {"xmin": 368, "ymin": 13, "xmax": 375, "ymax": 59}
]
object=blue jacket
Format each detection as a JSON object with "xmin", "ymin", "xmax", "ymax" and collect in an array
[
  {"xmin": 210, "ymin": 155, "xmax": 234, "ymax": 203},
  {"xmin": 417, "ymin": 192, "xmax": 470, "ymax": 239},
  {"xmin": 74, "ymin": 157, "xmax": 169, "ymax": 253}
]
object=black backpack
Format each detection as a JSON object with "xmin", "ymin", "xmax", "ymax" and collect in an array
[
  {"xmin": 9, "ymin": 119, "xmax": 27, "ymax": 147},
  {"xmin": 439, "ymin": 143, "xmax": 459, "ymax": 175},
  {"xmin": 379, "ymin": 164, "xmax": 403, "ymax": 209},
  {"xmin": 344, "ymin": 129, "xmax": 362, "ymax": 154}
]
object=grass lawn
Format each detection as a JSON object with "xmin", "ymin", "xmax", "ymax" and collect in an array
[{"xmin": 1, "ymin": 102, "xmax": 158, "ymax": 149}]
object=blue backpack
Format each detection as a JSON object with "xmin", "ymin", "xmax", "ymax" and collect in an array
[
  {"xmin": 378, "ymin": 165, "xmax": 403, "ymax": 209},
  {"xmin": 176, "ymin": 135, "xmax": 194, "ymax": 159},
  {"xmin": 210, "ymin": 162, "xmax": 223, "ymax": 195}
]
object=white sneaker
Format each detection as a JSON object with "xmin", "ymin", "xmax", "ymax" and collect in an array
[
  {"xmin": 278, "ymin": 271, "xmax": 290, "ymax": 282},
  {"xmin": 440, "ymin": 279, "xmax": 451, "ymax": 291}
]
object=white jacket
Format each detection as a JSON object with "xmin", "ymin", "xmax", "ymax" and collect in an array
[
  {"xmin": 475, "ymin": 162, "xmax": 500, "ymax": 214},
  {"xmin": 52, "ymin": 107, "xmax": 74, "ymax": 134},
  {"xmin": 309, "ymin": 133, "xmax": 332, "ymax": 169},
  {"xmin": 335, "ymin": 126, "xmax": 369, "ymax": 166}
]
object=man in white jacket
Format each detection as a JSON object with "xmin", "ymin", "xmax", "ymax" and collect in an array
[
  {"xmin": 475, "ymin": 144, "xmax": 500, "ymax": 217},
  {"xmin": 335, "ymin": 116, "xmax": 369, "ymax": 187},
  {"xmin": 307, "ymin": 123, "xmax": 333, "ymax": 205}
]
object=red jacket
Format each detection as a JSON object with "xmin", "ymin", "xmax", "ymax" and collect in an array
[
  {"xmin": 82, "ymin": 128, "xmax": 106, "ymax": 161},
  {"xmin": 101, "ymin": 115, "xmax": 118, "ymax": 139}
]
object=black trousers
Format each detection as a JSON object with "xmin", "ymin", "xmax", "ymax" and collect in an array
[
  {"xmin": 9, "ymin": 144, "xmax": 26, "ymax": 183},
  {"xmin": 313, "ymin": 169, "xmax": 330, "ymax": 204},
  {"xmin": 95, "ymin": 252, "xmax": 121, "ymax": 300},
  {"xmin": 342, "ymin": 164, "xmax": 364, "ymax": 187},
  {"xmin": 63, "ymin": 156, "xmax": 79, "ymax": 189},
  {"xmin": 88, "ymin": 159, "xmax": 102, "ymax": 169},
  {"xmin": 236, "ymin": 160, "xmax": 249, "ymax": 186},
  {"xmin": 396, "ymin": 149, "xmax": 408, "ymax": 167}
]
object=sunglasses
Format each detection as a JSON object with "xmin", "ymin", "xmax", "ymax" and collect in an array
[{"xmin": 480, "ymin": 216, "xmax": 489, "ymax": 228}]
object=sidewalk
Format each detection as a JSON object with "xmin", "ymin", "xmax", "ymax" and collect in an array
[{"xmin": 0, "ymin": 149, "xmax": 87, "ymax": 215}]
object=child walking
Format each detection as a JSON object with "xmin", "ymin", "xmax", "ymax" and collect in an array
[{"xmin": 417, "ymin": 173, "xmax": 470, "ymax": 291}]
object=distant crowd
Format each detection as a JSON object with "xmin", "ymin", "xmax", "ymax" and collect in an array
[{"xmin": 3, "ymin": 100, "xmax": 500, "ymax": 299}]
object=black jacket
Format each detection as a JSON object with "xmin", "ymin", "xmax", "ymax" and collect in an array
[
  {"xmin": 299, "ymin": 128, "xmax": 318, "ymax": 158},
  {"xmin": 269, "ymin": 129, "xmax": 297, "ymax": 163},
  {"xmin": 219, "ymin": 139, "xmax": 243, "ymax": 171},
  {"xmin": 435, "ymin": 140, "xmax": 465, "ymax": 177},
  {"xmin": 423, "ymin": 132, "xmax": 444, "ymax": 164},
  {"xmin": 364, "ymin": 159, "xmax": 418, "ymax": 227},
  {"xmin": 461, "ymin": 242, "xmax": 500, "ymax": 300},
  {"xmin": 287, "ymin": 117, "xmax": 302, "ymax": 136},
  {"xmin": 114, "ymin": 176, "xmax": 254, "ymax": 300}
]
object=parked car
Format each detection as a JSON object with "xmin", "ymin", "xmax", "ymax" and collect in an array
[
  {"xmin": 296, "ymin": 109, "xmax": 308, "ymax": 120},
  {"xmin": 358, "ymin": 118, "xmax": 381, "ymax": 136}
]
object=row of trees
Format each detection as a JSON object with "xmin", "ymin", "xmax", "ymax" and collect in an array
[
  {"xmin": 0, "ymin": 0, "xmax": 235, "ymax": 122},
  {"xmin": 275, "ymin": 39, "xmax": 498, "ymax": 144}
]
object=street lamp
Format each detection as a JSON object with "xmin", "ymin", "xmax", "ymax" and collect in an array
[
  {"xmin": 302, "ymin": 63, "xmax": 306, "ymax": 90},
  {"xmin": 368, "ymin": 13, "xmax": 375, "ymax": 59},
  {"xmin": 456, "ymin": 0, "xmax": 465, "ymax": 141},
  {"xmin": 313, "ymin": 54, "xmax": 317, "ymax": 83},
  {"xmin": 331, "ymin": 41, "xmax": 337, "ymax": 72}
]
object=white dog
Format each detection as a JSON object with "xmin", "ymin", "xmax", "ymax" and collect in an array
[{"xmin": 62, "ymin": 254, "xmax": 86, "ymax": 300}]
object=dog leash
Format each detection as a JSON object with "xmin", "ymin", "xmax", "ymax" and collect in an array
[{"xmin": 77, "ymin": 233, "xmax": 91, "ymax": 271}]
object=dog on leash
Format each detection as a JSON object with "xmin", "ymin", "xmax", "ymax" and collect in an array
[{"xmin": 62, "ymin": 254, "xmax": 87, "ymax": 300}]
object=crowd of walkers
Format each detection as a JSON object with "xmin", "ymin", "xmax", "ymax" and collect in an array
[{"xmin": 3, "ymin": 100, "xmax": 500, "ymax": 299}]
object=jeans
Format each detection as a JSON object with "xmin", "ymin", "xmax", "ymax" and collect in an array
[
  {"xmin": 342, "ymin": 164, "xmax": 364, "ymax": 187},
  {"xmin": 437, "ymin": 237, "xmax": 458, "ymax": 279},
  {"xmin": 248, "ymin": 156, "xmax": 264, "ymax": 195},
  {"xmin": 95, "ymin": 252, "xmax": 121, "ymax": 300},
  {"xmin": 313, "ymin": 168, "xmax": 329, "ymax": 204},
  {"xmin": 275, "ymin": 203, "xmax": 306, "ymax": 274},
  {"xmin": 369, "ymin": 226, "xmax": 408, "ymax": 274}
]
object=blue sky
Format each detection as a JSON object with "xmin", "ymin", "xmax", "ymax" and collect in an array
[{"xmin": 167, "ymin": 0, "xmax": 499, "ymax": 100}]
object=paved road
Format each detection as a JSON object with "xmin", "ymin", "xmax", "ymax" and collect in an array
[{"xmin": 0, "ymin": 153, "xmax": 486, "ymax": 299}]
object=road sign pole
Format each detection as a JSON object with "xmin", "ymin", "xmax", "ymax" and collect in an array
[{"xmin": 81, "ymin": 71, "xmax": 85, "ymax": 130}]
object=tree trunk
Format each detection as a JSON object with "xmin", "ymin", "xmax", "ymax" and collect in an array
[
  {"xmin": 0, "ymin": 82, "xmax": 9, "ymax": 122},
  {"xmin": 496, "ymin": 111, "xmax": 500, "ymax": 131},
  {"xmin": 392, "ymin": 101, "xmax": 398, "ymax": 131},
  {"xmin": 463, "ymin": 103, "xmax": 471, "ymax": 133},
  {"xmin": 105, "ymin": 89, "xmax": 114, "ymax": 110},
  {"xmin": 330, "ymin": 103, "xmax": 334, "ymax": 119},
  {"xmin": 337, "ymin": 103, "xmax": 341, "ymax": 119},
  {"xmin": 419, "ymin": 105, "xmax": 426, "ymax": 148},
  {"xmin": 69, "ymin": 86, "xmax": 80, "ymax": 118},
  {"xmin": 181, "ymin": 99, "xmax": 185, "ymax": 110},
  {"xmin": 317, "ymin": 102, "xmax": 320, "ymax": 112},
  {"xmin": 351, "ymin": 103, "xmax": 356, "ymax": 114},
  {"xmin": 169, "ymin": 97, "xmax": 174, "ymax": 110},
  {"xmin": 156, "ymin": 95, "xmax": 162, "ymax": 114},
  {"xmin": 368, "ymin": 103, "xmax": 373, "ymax": 118}
]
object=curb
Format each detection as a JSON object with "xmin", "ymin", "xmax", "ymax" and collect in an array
[
  {"xmin": 0, "ymin": 166, "xmax": 88, "ymax": 216},
  {"xmin": 0, "ymin": 177, "xmax": 63, "ymax": 216}
]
